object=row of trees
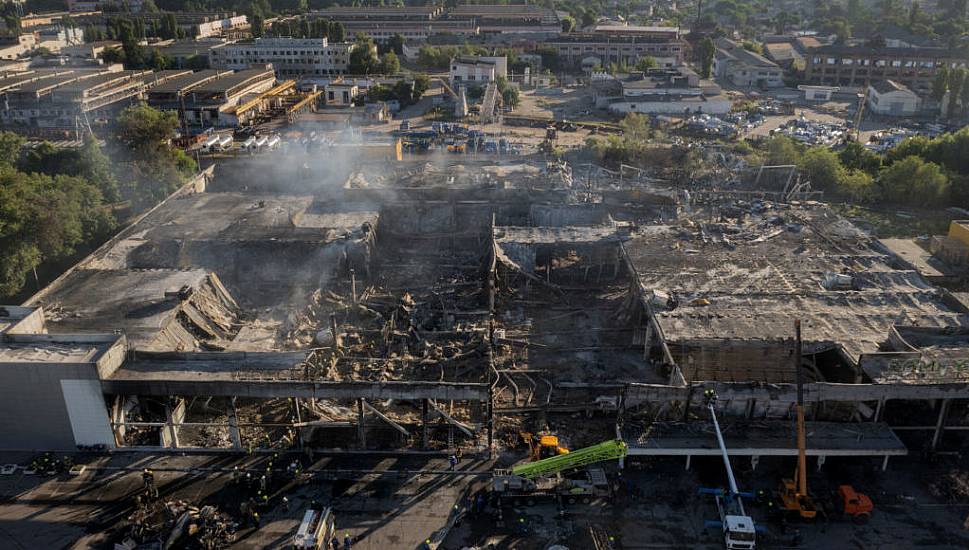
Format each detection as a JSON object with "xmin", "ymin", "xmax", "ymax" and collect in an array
[
  {"xmin": 0, "ymin": 135, "xmax": 116, "ymax": 299},
  {"xmin": 365, "ymin": 74, "xmax": 430, "ymax": 107},
  {"xmin": 266, "ymin": 17, "xmax": 346, "ymax": 41},
  {"xmin": 348, "ymin": 35, "xmax": 399, "ymax": 74},
  {"xmin": 84, "ymin": 14, "xmax": 189, "ymax": 43},
  {"xmin": 0, "ymin": 104, "xmax": 197, "ymax": 300},
  {"xmin": 766, "ymin": 134, "xmax": 968, "ymax": 208}
]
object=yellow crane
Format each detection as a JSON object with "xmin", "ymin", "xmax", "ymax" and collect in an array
[{"xmin": 778, "ymin": 319, "xmax": 818, "ymax": 519}]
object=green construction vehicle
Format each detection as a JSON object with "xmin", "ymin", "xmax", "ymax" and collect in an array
[{"xmin": 491, "ymin": 439, "xmax": 628, "ymax": 505}]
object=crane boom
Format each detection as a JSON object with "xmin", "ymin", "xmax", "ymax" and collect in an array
[
  {"xmin": 795, "ymin": 319, "xmax": 808, "ymax": 498},
  {"xmin": 510, "ymin": 439, "xmax": 627, "ymax": 480},
  {"xmin": 709, "ymin": 401, "xmax": 740, "ymax": 496}
]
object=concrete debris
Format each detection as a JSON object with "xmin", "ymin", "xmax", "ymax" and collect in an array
[{"xmin": 122, "ymin": 499, "xmax": 236, "ymax": 550}]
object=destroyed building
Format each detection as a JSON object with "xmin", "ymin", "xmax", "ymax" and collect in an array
[{"xmin": 0, "ymin": 153, "xmax": 967, "ymax": 468}]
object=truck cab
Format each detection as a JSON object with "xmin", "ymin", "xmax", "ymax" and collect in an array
[
  {"xmin": 723, "ymin": 513, "xmax": 756, "ymax": 550},
  {"xmin": 837, "ymin": 485, "xmax": 873, "ymax": 523},
  {"xmin": 293, "ymin": 506, "xmax": 335, "ymax": 550}
]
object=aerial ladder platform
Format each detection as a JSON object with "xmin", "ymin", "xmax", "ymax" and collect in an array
[
  {"xmin": 492, "ymin": 439, "xmax": 627, "ymax": 505},
  {"xmin": 700, "ymin": 390, "xmax": 758, "ymax": 549}
]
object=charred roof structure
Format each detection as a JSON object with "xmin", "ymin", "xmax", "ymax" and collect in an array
[{"xmin": 1, "ymin": 154, "xmax": 968, "ymax": 464}]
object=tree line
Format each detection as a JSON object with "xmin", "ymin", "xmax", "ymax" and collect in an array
[
  {"xmin": 0, "ymin": 104, "xmax": 197, "ymax": 301},
  {"xmin": 766, "ymin": 131, "xmax": 969, "ymax": 208}
]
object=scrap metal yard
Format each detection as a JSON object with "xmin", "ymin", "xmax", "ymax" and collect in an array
[{"xmin": 1, "ymin": 143, "xmax": 969, "ymax": 549}]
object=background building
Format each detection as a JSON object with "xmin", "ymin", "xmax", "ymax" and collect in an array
[
  {"xmin": 867, "ymin": 79, "xmax": 921, "ymax": 116},
  {"xmin": 596, "ymin": 67, "xmax": 730, "ymax": 115},
  {"xmin": 209, "ymin": 38, "xmax": 358, "ymax": 79},
  {"xmin": 446, "ymin": 4, "xmax": 560, "ymax": 35},
  {"xmin": 547, "ymin": 29, "xmax": 686, "ymax": 69},
  {"xmin": 804, "ymin": 44, "xmax": 965, "ymax": 94},
  {"xmin": 449, "ymin": 56, "xmax": 507, "ymax": 85},
  {"xmin": 713, "ymin": 38, "xmax": 784, "ymax": 88}
]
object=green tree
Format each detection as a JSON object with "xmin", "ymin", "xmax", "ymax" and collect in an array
[
  {"xmin": 502, "ymin": 85, "xmax": 520, "ymax": 108},
  {"xmin": 635, "ymin": 56, "xmax": 658, "ymax": 72},
  {"xmin": 620, "ymin": 113, "xmax": 653, "ymax": 142},
  {"xmin": 697, "ymin": 37, "xmax": 716, "ymax": 79},
  {"xmin": 840, "ymin": 169, "xmax": 877, "ymax": 202},
  {"xmin": 102, "ymin": 47, "xmax": 125, "ymax": 64},
  {"xmin": 801, "ymin": 147, "xmax": 844, "ymax": 191},
  {"xmin": 831, "ymin": 19, "xmax": 851, "ymax": 43},
  {"xmin": 113, "ymin": 104, "xmax": 196, "ymax": 209},
  {"xmin": 931, "ymin": 66, "xmax": 949, "ymax": 102},
  {"xmin": 0, "ymin": 168, "xmax": 114, "ymax": 298},
  {"xmin": 412, "ymin": 73, "xmax": 430, "ymax": 101},
  {"xmin": 329, "ymin": 21, "xmax": 345, "ymax": 42},
  {"xmin": 349, "ymin": 37, "xmax": 378, "ymax": 74},
  {"xmin": 0, "ymin": 131, "xmax": 24, "ymax": 165},
  {"xmin": 561, "ymin": 15, "xmax": 576, "ymax": 33},
  {"xmin": 20, "ymin": 137, "xmax": 120, "ymax": 202},
  {"xmin": 946, "ymin": 67, "xmax": 965, "ymax": 118},
  {"xmin": 378, "ymin": 51, "xmax": 400, "ymax": 74},
  {"xmin": 251, "ymin": 13, "xmax": 265, "ymax": 37},
  {"xmin": 879, "ymin": 156, "xmax": 950, "ymax": 206},
  {"xmin": 838, "ymin": 141, "xmax": 881, "ymax": 176},
  {"xmin": 959, "ymin": 73, "xmax": 969, "ymax": 117},
  {"xmin": 387, "ymin": 33, "xmax": 405, "ymax": 55},
  {"xmin": 115, "ymin": 103, "xmax": 180, "ymax": 155},
  {"xmin": 766, "ymin": 135, "xmax": 802, "ymax": 165}
]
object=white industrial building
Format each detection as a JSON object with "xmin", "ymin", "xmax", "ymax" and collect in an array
[
  {"xmin": 196, "ymin": 15, "xmax": 249, "ymax": 39},
  {"xmin": 210, "ymin": 38, "xmax": 360, "ymax": 78},
  {"xmin": 867, "ymin": 79, "xmax": 920, "ymax": 116},
  {"xmin": 713, "ymin": 38, "xmax": 785, "ymax": 89},
  {"xmin": 449, "ymin": 56, "xmax": 507, "ymax": 85},
  {"xmin": 598, "ymin": 68, "xmax": 731, "ymax": 115},
  {"xmin": 798, "ymin": 84, "xmax": 840, "ymax": 102},
  {"xmin": 0, "ymin": 34, "xmax": 36, "ymax": 60}
]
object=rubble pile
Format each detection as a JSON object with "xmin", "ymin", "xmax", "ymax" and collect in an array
[
  {"xmin": 928, "ymin": 469, "xmax": 969, "ymax": 503},
  {"xmin": 119, "ymin": 500, "xmax": 236, "ymax": 550}
]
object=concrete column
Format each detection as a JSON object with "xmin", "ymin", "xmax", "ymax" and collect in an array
[
  {"xmin": 228, "ymin": 397, "xmax": 242, "ymax": 450},
  {"xmin": 111, "ymin": 395, "xmax": 127, "ymax": 447},
  {"xmin": 685, "ymin": 454, "xmax": 691, "ymax": 470},
  {"xmin": 422, "ymin": 398, "xmax": 429, "ymax": 449},
  {"xmin": 487, "ymin": 386, "xmax": 494, "ymax": 453},
  {"xmin": 882, "ymin": 455, "xmax": 890, "ymax": 471},
  {"xmin": 931, "ymin": 398, "xmax": 952, "ymax": 451},
  {"xmin": 644, "ymin": 323, "xmax": 654, "ymax": 360},
  {"xmin": 162, "ymin": 397, "xmax": 185, "ymax": 449},
  {"xmin": 292, "ymin": 397, "xmax": 303, "ymax": 449},
  {"xmin": 357, "ymin": 398, "xmax": 366, "ymax": 449},
  {"xmin": 874, "ymin": 397, "xmax": 886, "ymax": 423}
]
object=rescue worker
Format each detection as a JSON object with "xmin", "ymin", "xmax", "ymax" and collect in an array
[
  {"xmin": 330, "ymin": 536, "xmax": 340, "ymax": 550},
  {"xmin": 281, "ymin": 496, "xmax": 290, "ymax": 512},
  {"xmin": 142, "ymin": 468, "xmax": 158, "ymax": 499},
  {"xmin": 343, "ymin": 533, "xmax": 352, "ymax": 549},
  {"xmin": 448, "ymin": 455, "xmax": 457, "ymax": 471}
]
